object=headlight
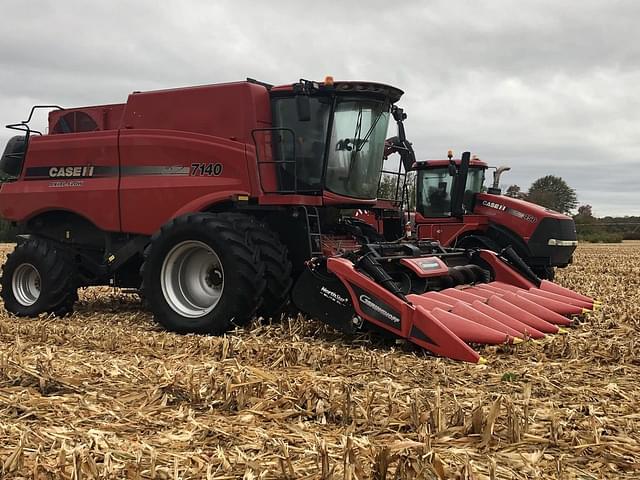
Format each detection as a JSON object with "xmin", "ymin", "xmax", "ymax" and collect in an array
[{"xmin": 547, "ymin": 239, "xmax": 578, "ymax": 247}]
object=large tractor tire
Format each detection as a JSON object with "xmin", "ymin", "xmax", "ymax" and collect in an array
[
  {"xmin": 456, "ymin": 234, "xmax": 501, "ymax": 252},
  {"xmin": 1, "ymin": 238, "xmax": 77, "ymax": 317},
  {"xmin": 457, "ymin": 234, "xmax": 556, "ymax": 280},
  {"xmin": 204, "ymin": 212, "xmax": 293, "ymax": 318},
  {"xmin": 251, "ymin": 222, "xmax": 293, "ymax": 318},
  {"xmin": 140, "ymin": 212, "xmax": 266, "ymax": 334},
  {"xmin": 531, "ymin": 265, "xmax": 555, "ymax": 281}
]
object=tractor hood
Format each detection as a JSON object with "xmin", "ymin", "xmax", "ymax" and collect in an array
[
  {"xmin": 475, "ymin": 193, "xmax": 571, "ymax": 224},
  {"xmin": 475, "ymin": 192, "xmax": 577, "ymax": 266}
]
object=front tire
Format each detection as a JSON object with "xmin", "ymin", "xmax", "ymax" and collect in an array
[
  {"xmin": 1, "ymin": 238, "xmax": 77, "ymax": 317},
  {"xmin": 140, "ymin": 213, "xmax": 266, "ymax": 334}
]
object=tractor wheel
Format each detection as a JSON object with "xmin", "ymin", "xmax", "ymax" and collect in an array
[
  {"xmin": 532, "ymin": 265, "xmax": 555, "ymax": 281},
  {"xmin": 1, "ymin": 238, "xmax": 77, "ymax": 317},
  {"xmin": 140, "ymin": 212, "xmax": 266, "ymax": 334},
  {"xmin": 456, "ymin": 234, "xmax": 501, "ymax": 252},
  {"xmin": 251, "ymin": 222, "xmax": 293, "ymax": 318}
]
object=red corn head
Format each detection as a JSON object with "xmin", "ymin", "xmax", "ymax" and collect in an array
[
  {"xmin": 429, "ymin": 308, "xmax": 512, "ymax": 345},
  {"xmin": 517, "ymin": 290, "xmax": 585, "ymax": 316},
  {"xmin": 450, "ymin": 301, "xmax": 524, "ymax": 339},
  {"xmin": 539, "ymin": 279, "xmax": 595, "ymax": 304},
  {"xmin": 503, "ymin": 291, "xmax": 572, "ymax": 326},
  {"xmin": 526, "ymin": 288, "xmax": 593, "ymax": 310},
  {"xmin": 410, "ymin": 306, "xmax": 481, "ymax": 363},
  {"xmin": 471, "ymin": 301, "xmax": 546, "ymax": 339},
  {"xmin": 487, "ymin": 295, "xmax": 559, "ymax": 333}
]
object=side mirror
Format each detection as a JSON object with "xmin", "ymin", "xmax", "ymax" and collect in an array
[{"xmin": 296, "ymin": 95, "xmax": 311, "ymax": 122}]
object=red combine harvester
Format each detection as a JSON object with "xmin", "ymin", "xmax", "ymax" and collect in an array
[
  {"xmin": 0, "ymin": 78, "xmax": 595, "ymax": 363},
  {"xmin": 358, "ymin": 152, "xmax": 578, "ymax": 280}
]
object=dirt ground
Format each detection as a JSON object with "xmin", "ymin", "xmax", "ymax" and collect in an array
[{"xmin": 0, "ymin": 243, "xmax": 638, "ymax": 479}]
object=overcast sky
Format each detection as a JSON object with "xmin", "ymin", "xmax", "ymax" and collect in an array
[{"xmin": 2, "ymin": 1, "xmax": 638, "ymax": 216}]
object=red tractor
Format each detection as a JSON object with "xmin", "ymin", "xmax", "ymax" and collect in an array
[
  {"xmin": 0, "ymin": 78, "xmax": 594, "ymax": 363},
  {"xmin": 359, "ymin": 152, "xmax": 578, "ymax": 280}
]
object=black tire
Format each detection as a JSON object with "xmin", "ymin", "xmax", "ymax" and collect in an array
[
  {"xmin": 251, "ymin": 222, "xmax": 293, "ymax": 318},
  {"xmin": 456, "ymin": 234, "xmax": 501, "ymax": 252},
  {"xmin": 1, "ymin": 238, "xmax": 77, "ymax": 317},
  {"xmin": 140, "ymin": 212, "xmax": 266, "ymax": 334},
  {"xmin": 532, "ymin": 265, "xmax": 555, "ymax": 281},
  {"xmin": 459, "ymin": 234, "xmax": 556, "ymax": 281}
]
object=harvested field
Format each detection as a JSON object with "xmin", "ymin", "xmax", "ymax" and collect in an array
[{"xmin": 0, "ymin": 243, "xmax": 639, "ymax": 479}]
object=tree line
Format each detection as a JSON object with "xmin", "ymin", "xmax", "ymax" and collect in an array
[{"xmin": 505, "ymin": 176, "xmax": 634, "ymax": 243}]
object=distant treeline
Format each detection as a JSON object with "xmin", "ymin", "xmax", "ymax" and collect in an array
[{"xmin": 574, "ymin": 207, "xmax": 640, "ymax": 243}]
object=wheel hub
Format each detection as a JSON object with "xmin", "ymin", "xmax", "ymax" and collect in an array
[
  {"xmin": 12, "ymin": 263, "xmax": 41, "ymax": 307},
  {"xmin": 160, "ymin": 240, "xmax": 224, "ymax": 318}
]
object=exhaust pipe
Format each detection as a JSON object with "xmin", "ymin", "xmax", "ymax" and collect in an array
[{"xmin": 488, "ymin": 165, "xmax": 511, "ymax": 194}]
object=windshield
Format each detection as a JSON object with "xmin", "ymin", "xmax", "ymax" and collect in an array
[
  {"xmin": 417, "ymin": 166, "xmax": 486, "ymax": 216},
  {"xmin": 325, "ymin": 99, "xmax": 390, "ymax": 199},
  {"xmin": 417, "ymin": 168, "xmax": 452, "ymax": 217}
]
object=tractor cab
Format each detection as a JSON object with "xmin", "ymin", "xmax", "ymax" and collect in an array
[
  {"xmin": 254, "ymin": 78, "xmax": 409, "ymax": 204},
  {"xmin": 415, "ymin": 155, "xmax": 489, "ymax": 218},
  {"xmin": 416, "ymin": 159, "xmax": 488, "ymax": 217}
]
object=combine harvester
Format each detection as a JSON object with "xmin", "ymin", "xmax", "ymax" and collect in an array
[{"xmin": 0, "ymin": 77, "xmax": 595, "ymax": 362}]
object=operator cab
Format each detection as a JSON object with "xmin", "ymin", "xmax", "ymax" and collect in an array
[
  {"xmin": 415, "ymin": 156, "xmax": 488, "ymax": 218},
  {"xmin": 255, "ymin": 78, "xmax": 407, "ymax": 202}
]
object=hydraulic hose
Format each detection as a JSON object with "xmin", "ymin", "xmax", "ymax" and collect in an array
[
  {"xmin": 499, "ymin": 245, "xmax": 542, "ymax": 286},
  {"xmin": 357, "ymin": 254, "xmax": 408, "ymax": 301}
]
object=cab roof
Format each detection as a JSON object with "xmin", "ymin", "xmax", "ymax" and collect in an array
[
  {"xmin": 270, "ymin": 80, "xmax": 404, "ymax": 103},
  {"xmin": 414, "ymin": 159, "xmax": 489, "ymax": 169}
]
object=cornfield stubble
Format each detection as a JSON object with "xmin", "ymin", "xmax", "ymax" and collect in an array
[{"xmin": 0, "ymin": 242, "xmax": 638, "ymax": 479}]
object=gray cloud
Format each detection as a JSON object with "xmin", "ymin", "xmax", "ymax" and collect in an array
[{"xmin": 1, "ymin": 0, "xmax": 638, "ymax": 215}]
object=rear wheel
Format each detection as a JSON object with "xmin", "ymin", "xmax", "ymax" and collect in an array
[
  {"xmin": 140, "ymin": 213, "xmax": 266, "ymax": 334},
  {"xmin": 1, "ymin": 239, "xmax": 77, "ymax": 317}
]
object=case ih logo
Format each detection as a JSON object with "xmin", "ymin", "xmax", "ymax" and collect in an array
[
  {"xmin": 481, "ymin": 200, "xmax": 507, "ymax": 211},
  {"xmin": 49, "ymin": 166, "xmax": 95, "ymax": 178}
]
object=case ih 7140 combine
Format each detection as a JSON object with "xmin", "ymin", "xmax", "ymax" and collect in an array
[{"xmin": 0, "ymin": 78, "xmax": 595, "ymax": 363}]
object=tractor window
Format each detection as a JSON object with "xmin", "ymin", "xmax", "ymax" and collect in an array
[
  {"xmin": 325, "ymin": 98, "xmax": 390, "ymax": 199},
  {"xmin": 417, "ymin": 168, "xmax": 452, "ymax": 217},
  {"xmin": 463, "ymin": 168, "xmax": 486, "ymax": 212},
  {"xmin": 271, "ymin": 97, "xmax": 330, "ymax": 192}
]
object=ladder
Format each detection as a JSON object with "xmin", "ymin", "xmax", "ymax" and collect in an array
[{"xmin": 303, "ymin": 206, "xmax": 323, "ymax": 256}]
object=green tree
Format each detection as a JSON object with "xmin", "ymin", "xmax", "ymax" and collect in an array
[
  {"xmin": 377, "ymin": 174, "xmax": 398, "ymax": 200},
  {"xmin": 573, "ymin": 204, "xmax": 594, "ymax": 224},
  {"xmin": 505, "ymin": 184, "xmax": 524, "ymax": 199},
  {"xmin": 377, "ymin": 172, "xmax": 417, "ymax": 210},
  {"xmin": 526, "ymin": 175, "xmax": 578, "ymax": 214}
]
